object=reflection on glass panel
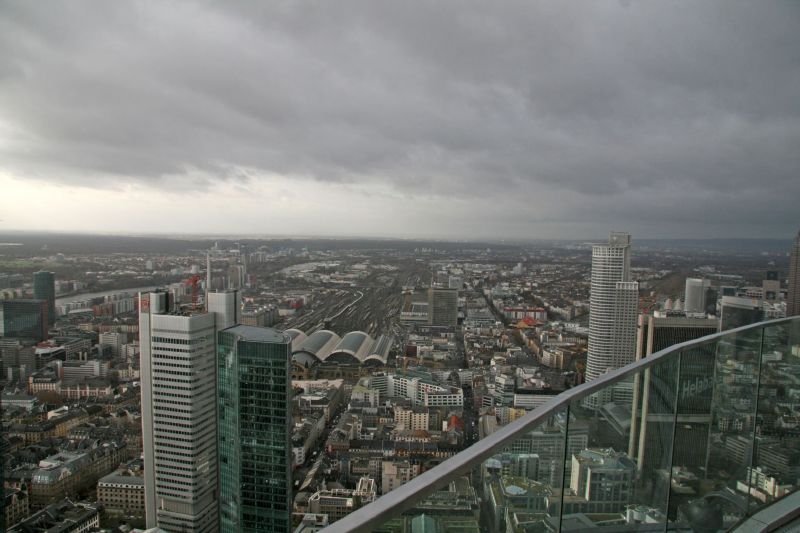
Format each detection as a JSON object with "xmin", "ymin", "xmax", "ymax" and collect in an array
[
  {"xmin": 322, "ymin": 319, "xmax": 800, "ymax": 533},
  {"xmin": 670, "ymin": 327, "xmax": 763, "ymax": 531},
  {"xmin": 664, "ymin": 341, "xmax": 718, "ymax": 529},
  {"xmin": 563, "ymin": 358, "xmax": 677, "ymax": 532},
  {"xmin": 483, "ymin": 410, "xmax": 568, "ymax": 531},
  {"xmin": 363, "ymin": 409, "xmax": 569, "ymax": 532},
  {"xmin": 371, "ymin": 476, "xmax": 482, "ymax": 532},
  {"xmin": 747, "ymin": 322, "xmax": 800, "ymax": 515}
]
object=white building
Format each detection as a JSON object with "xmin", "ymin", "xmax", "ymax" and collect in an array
[
  {"xmin": 684, "ymin": 278, "xmax": 711, "ymax": 314},
  {"xmin": 570, "ymin": 448, "xmax": 636, "ymax": 514},
  {"xmin": 386, "ymin": 373, "xmax": 464, "ymax": 407},
  {"xmin": 139, "ymin": 289, "xmax": 239, "ymax": 533},
  {"xmin": 99, "ymin": 332, "xmax": 124, "ymax": 358},
  {"xmin": 381, "ymin": 460, "xmax": 420, "ymax": 494},
  {"xmin": 585, "ymin": 233, "xmax": 638, "ymax": 409}
]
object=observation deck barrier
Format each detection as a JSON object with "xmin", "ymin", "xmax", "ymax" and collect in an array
[{"xmin": 321, "ymin": 317, "xmax": 800, "ymax": 533}]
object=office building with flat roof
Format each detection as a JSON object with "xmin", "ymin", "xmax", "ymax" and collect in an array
[
  {"xmin": 719, "ymin": 296, "xmax": 764, "ymax": 331},
  {"xmin": 0, "ymin": 299, "xmax": 48, "ymax": 342},
  {"xmin": 218, "ymin": 324, "xmax": 293, "ymax": 533},
  {"xmin": 33, "ymin": 271, "xmax": 55, "ymax": 325},
  {"xmin": 139, "ymin": 289, "xmax": 239, "ymax": 533},
  {"xmin": 428, "ymin": 287, "xmax": 458, "ymax": 327},
  {"xmin": 788, "ymin": 230, "xmax": 800, "ymax": 317}
]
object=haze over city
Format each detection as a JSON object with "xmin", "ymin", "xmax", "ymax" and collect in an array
[{"xmin": 1, "ymin": 1, "xmax": 799, "ymax": 239}]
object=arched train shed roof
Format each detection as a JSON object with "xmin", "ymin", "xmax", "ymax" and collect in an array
[
  {"xmin": 364, "ymin": 334, "xmax": 393, "ymax": 365},
  {"xmin": 286, "ymin": 329, "xmax": 308, "ymax": 350},
  {"xmin": 292, "ymin": 329, "xmax": 341, "ymax": 365},
  {"xmin": 327, "ymin": 331, "xmax": 373, "ymax": 364}
]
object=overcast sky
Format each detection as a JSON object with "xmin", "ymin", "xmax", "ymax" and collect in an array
[{"xmin": 1, "ymin": 2, "xmax": 798, "ymax": 240}]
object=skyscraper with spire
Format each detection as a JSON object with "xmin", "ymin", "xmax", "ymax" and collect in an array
[{"xmin": 788, "ymin": 230, "xmax": 800, "ymax": 317}]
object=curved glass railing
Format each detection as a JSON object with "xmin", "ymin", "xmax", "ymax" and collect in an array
[{"xmin": 320, "ymin": 317, "xmax": 800, "ymax": 532}]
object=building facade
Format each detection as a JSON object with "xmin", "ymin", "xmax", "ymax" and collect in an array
[
  {"xmin": 218, "ymin": 325, "xmax": 293, "ymax": 533},
  {"xmin": 139, "ymin": 290, "xmax": 239, "ymax": 532},
  {"xmin": 0, "ymin": 300, "xmax": 48, "ymax": 342},
  {"xmin": 97, "ymin": 473, "xmax": 145, "ymax": 519},
  {"xmin": 585, "ymin": 233, "xmax": 638, "ymax": 408},
  {"xmin": 428, "ymin": 287, "xmax": 458, "ymax": 327},
  {"xmin": 720, "ymin": 296, "xmax": 764, "ymax": 331},
  {"xmin": 33, "ymin": 271, "xmax": 55, "ymax": 325},
  {"xmin": 684, "ymin": 278, "xmax": 710, "ymax": 314},
  {"xmin": 789, "ymin": 230, "xmax": 800, "ymax": 317},
  {"xmin": 570, "ymin": 448, "xmax": 636, "ymax": 514},
  {"xmin": 630, "ymin": 314, "xmax": 719, "ymax": 471}
]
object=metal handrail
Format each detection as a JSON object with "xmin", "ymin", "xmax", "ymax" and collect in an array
[{"xmin": 320, "ymin": 316, "xmax": 798, "ymax": 533}]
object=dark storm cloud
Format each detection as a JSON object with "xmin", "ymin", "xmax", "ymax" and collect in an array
[{"xmin": 0, "ymin": 1, "xmax": 798, "ymax": 237}]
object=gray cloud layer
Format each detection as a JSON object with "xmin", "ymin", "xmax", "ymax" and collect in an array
[{"xmin": 1, "ymin": 1, "xmax": 798, "ymax": 238}]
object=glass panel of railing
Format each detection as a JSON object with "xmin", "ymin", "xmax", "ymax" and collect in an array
[
  {"xmin": 368, "ymin": 476, "xmax": 463, "ymax": 533},
  {"xmin": 485, "ymin": 408, "xmax": 569, "ymax": 532},
  {"xmin": 746, "ymin": 320, "xmax": 800, "ymax": 516},
  {"xmin": 664, "ymin": 341, "xmax": 718, "ymax": 530},
  {"xmin": 566, "ymin": 355, "xmax": 679, "ymax": 532},
  {"xmin": 669, "ymin": 325, "xmax": 763, "ymax": 531},
  {"xmin": 353, "ymin": 406, "xmax": 570, "ymax": 532}
]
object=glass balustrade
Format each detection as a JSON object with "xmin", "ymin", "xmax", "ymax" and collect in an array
[{"xmin": 321, "ymin": 317, "xmax": 800, "ymax": 533}]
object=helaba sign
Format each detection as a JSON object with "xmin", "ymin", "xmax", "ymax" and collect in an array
[{"xmin": 680, "ymin": 376, "xmax": 713, "ymax": 401}]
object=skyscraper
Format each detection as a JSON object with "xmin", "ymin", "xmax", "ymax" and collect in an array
[
  {"xmin": 684, "ymin": 278, "xmax": 710, "ymax": 315},
  {"xmin": 763, "ymin": 270, "xmax": 780, "ymax": 303},
  {"xmin": 33, "ymin": 271, "xmax": 55, "ymax": 325},
  {"xmin": 629, "ymin": 314, "xmax": 719, "ymax": 471},
  {"xmin": 719, "ymin": 295, "xmax": 764, "ymax": 331},
  {"xmin": 428, "ymin": 287, "xmax": 458, "ymax": 327},
  {"xmin": 217, "ymin": 325, "xmax": 293, "ymax": 533},
  {"xmin": 0, "ymin": 299, "xmax": 49, "ymax": 342},
  {"xmin": 788, "ymin": 230, "xmax": 800, "ymax": 317},
  {"xmin": 585, "ymin": 232, "xmax": 638, "ymax": 409},
  {"xmin": 139, "ymin": 289, "xmax": 239, "ymax": 532}
]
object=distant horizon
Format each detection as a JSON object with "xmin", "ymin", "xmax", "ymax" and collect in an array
[{"xmin": 0, "ymin": 227, "xmax": 796, "ymax": 244}]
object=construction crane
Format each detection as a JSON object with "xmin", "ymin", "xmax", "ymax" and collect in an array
[{"xmin": 185, "ymin": 275, "xmax": 202, "ymax": 309}]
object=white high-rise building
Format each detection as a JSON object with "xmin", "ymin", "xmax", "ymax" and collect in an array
[
  {"xmin": 139, "ymin": 289, "xmax": 239, "ymax": 533},
  {"xmin": 585, "ymin": 233, "xmax": 639, "ymax": 409},
  {"xmin": 684, "ymin": 278, "xmax": 711, "ymax": 315}
]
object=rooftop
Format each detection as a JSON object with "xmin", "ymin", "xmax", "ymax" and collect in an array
[{"xmin": 222, "ymin": 324, "xmax": 291, "ymax": 344}]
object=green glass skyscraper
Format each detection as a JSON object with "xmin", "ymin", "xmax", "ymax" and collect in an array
[{"xmin": 217, "ymin": 325, "xmax": 292, "ymax": 533}]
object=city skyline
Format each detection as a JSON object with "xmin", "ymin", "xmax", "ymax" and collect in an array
[
  {"xmin": 1, "ymin": 2, "xmax": 799, "ymax": 239},
  {"xmin": 2, "ymin": 1, "xmax": 800, "ymax": 530},
  {"xmin": 2, "ymin": 230, "xmax": 799, "ymax": 531}
]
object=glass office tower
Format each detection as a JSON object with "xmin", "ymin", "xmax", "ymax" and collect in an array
[
  {"xmin": 33, "ymin": 271, "xmax": 55, "ymax": 325},
  {"xmin": 218, "ymin": 325, "xmax": 293, "ymax": 533},
  {"xmin": 0, "ymin": 299, "xmax": 49, "ymax": 341}
]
